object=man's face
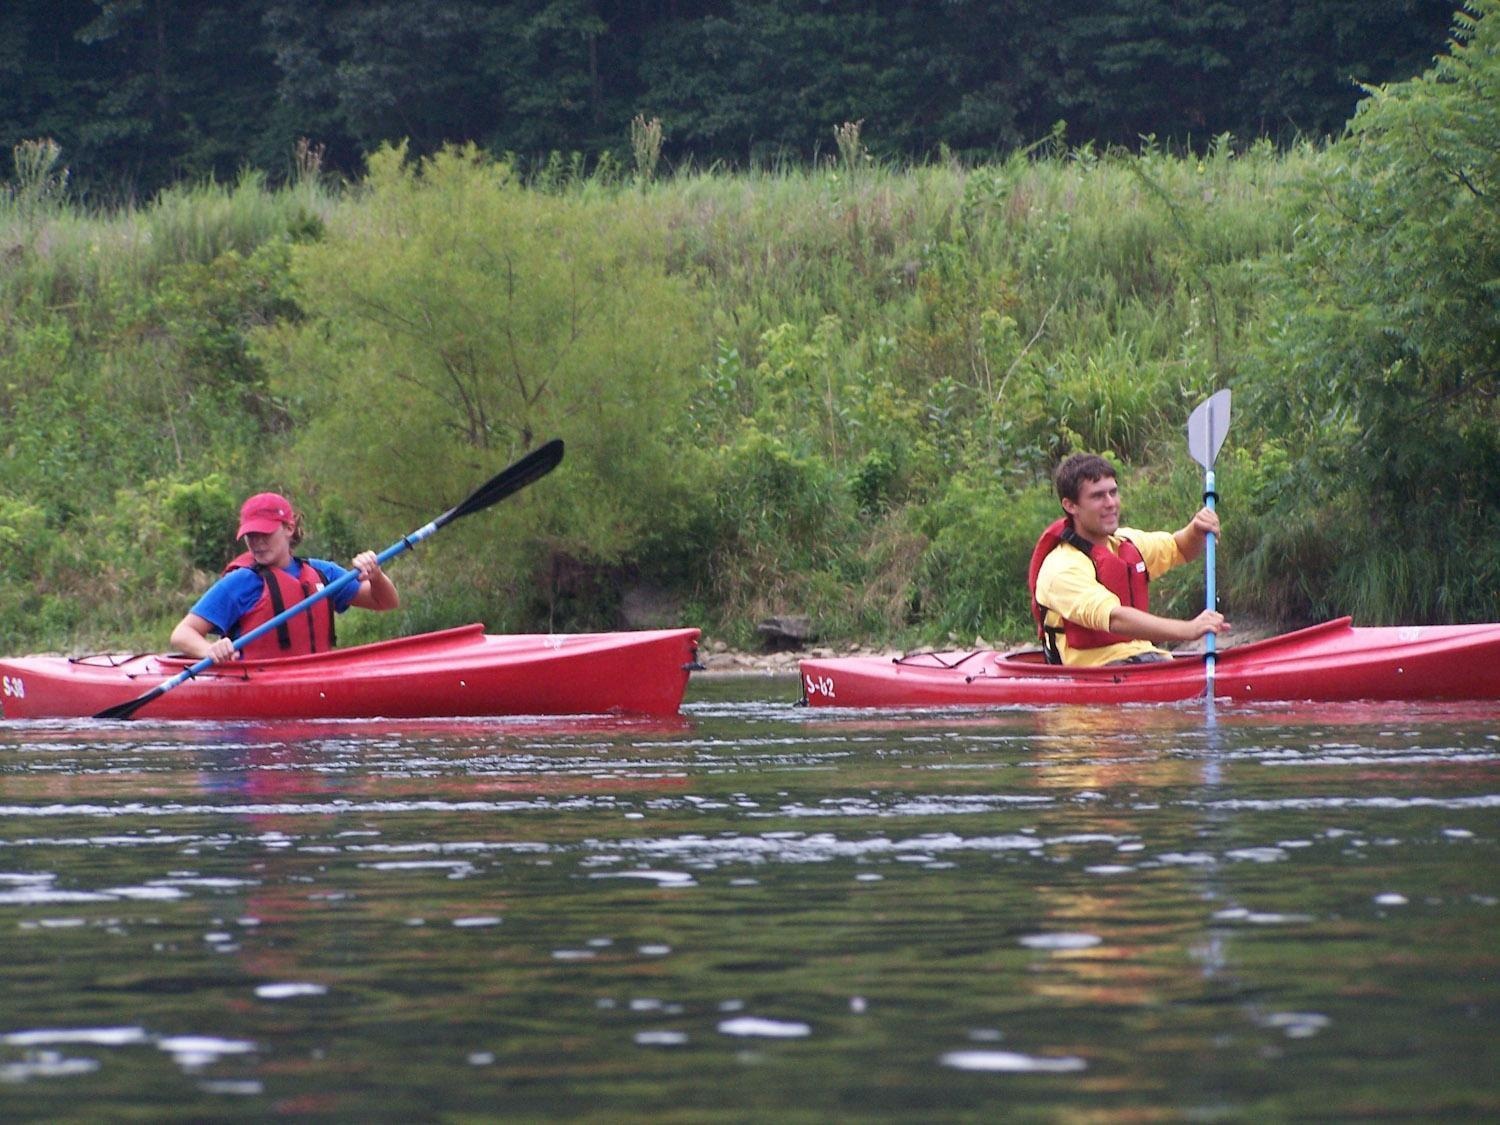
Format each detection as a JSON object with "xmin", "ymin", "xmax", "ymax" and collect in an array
[{"xmin": 1061, "ymin": 474, "xmax": 1120, "ymax": 541}]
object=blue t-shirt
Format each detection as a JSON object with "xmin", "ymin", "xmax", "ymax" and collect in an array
[{"xmin": 189, "ymin": 559, "xmax": 360, "ymax": 635}]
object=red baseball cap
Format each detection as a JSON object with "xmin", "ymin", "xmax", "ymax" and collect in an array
[{"xmin": 236, "ymin": 492, "xmax": 296, "ymax": 538}]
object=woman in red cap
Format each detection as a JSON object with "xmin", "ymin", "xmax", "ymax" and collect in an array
[{"xmin": 169, "ymin": 492, "xmax": 399, "ymax": 663}]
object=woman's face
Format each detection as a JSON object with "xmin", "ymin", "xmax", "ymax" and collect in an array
[{"xmin": 242, "ymin": 523, "xmax": 295, "ymax": 569}]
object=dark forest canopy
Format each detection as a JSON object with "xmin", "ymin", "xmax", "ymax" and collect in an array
[{"xmin": 1, "ymin": 0, "xmax": 1459, "ymax": 196}]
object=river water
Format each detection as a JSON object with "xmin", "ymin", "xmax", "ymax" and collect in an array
[{"xmin": 1, "ymin": 677, "xmax": 1496, "ymax": 1120}]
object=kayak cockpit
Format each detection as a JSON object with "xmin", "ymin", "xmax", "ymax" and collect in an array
[{"xmin": 891, "ymin": 646, "xmax": 1202, "ymax": 681}]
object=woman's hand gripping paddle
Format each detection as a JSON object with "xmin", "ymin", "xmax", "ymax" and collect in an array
[{"xmin": 96, "ymin": 439, "xmax": 565, "ymax": 720}]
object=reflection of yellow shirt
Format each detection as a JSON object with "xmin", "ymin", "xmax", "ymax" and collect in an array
[{"xmin": 1034, "ymin": 527, "xmax": 1186, "ymax": 667}]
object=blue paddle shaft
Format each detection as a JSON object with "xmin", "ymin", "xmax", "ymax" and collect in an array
[
  {"xmin": 1187, "ymin": 391, "xmax": 1228, "ymax": 701},
  {"xmin": 1204, "ymin": 468, "xmax": 1217, "ymax": 670}
]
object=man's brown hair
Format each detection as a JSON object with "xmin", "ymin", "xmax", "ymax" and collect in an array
[{"xmin": 1054, "ymin": 453, "xmax": 1118, "ymax": 504}]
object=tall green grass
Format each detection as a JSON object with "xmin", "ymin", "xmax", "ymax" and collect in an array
[
  {"xmin": 0, "ymin": 137, "xmax": 1415, "ymax": 653},
  {"xmin": 626, "ymin": 145, "xmax": 1319, "ymax": 641},
  {"xmin": 2, "ymin": 156, "xmax": 332, "ymax": 321}
]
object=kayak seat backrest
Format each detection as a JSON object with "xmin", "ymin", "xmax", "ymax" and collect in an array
[{"xmin": 999, "ymin": 649, "xmax": 1051, "ymax": 666}]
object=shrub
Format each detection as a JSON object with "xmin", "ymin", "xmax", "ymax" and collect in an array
[
  {"xmin": 253, "ymin": 142, "xmax": 708, "ymax": 630},
  {"xmin": 916, "ymin": 476, "xmax": 1059, "ymax": 642}
]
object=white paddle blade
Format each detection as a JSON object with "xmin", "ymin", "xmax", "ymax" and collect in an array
[{"xmin": 1187, "ymin": 389, "xmax": 1232, "ymax": 468}]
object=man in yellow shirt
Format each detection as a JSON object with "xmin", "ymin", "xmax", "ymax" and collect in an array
[{"xmin": 1030, "ymin": 453, "xmax": 1230, "ymax": 667}]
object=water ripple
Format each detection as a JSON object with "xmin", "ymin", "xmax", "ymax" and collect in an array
[
  {"xmin": 1198, "ymin": 795, "xmax": 1500, "ymax": 811},
  {"xmin": 594, "ymin": 831, "xmax": 1051, "ymax": 865},
  {"xmin": 717, "ymin": 1017, "xmax": 812, "ymax": 1039},
  {"xmin": 941, "ymin": 1049, "xmax": 1087, "ymax": 1073}
]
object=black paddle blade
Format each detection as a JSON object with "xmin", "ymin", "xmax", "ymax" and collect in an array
[
  {"xmin": 442, "ymin": 439, "xmax": 564, "ymax": 527},
  {"xmin": 94, "ymin": 685, "xmax": 166, "ymax": 721}
]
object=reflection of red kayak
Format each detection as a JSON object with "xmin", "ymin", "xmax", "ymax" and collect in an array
[
  {"xmin": 0, "ymin": 625, "xmax": 700, "ymax": 720},
  {"xmin": 798, "ymin": 618, "xmax": 1500, "ymax": 708}
]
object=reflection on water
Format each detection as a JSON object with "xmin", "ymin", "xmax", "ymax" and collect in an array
[{"xmin": 0, "ymin": 690, "xmax": 1496, "ymax": 1119}]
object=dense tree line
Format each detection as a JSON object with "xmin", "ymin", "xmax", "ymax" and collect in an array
[{"xmin": 2, "ymin": 0, "xmax": 1457, "ymax": 196}]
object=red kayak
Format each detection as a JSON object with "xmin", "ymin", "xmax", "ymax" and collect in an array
[
  {"xmin": 799, "ymin": 618, "xmax": 1500, "ymax": 708},
  {"xmin": 0, "ymin": 625, "xmax": 700, "ymax": 721}
]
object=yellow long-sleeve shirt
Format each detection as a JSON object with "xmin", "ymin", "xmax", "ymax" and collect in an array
[{"xmin": 1033, "ymin": 527, "xmax": 1187, "ymax": 667}]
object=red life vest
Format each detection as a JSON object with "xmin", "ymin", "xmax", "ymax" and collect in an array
[
  {"xmin": 223, "ymin": 552, "xmax": 337, "ymax": 660},
  {"xmin": 1027, "ymin": 517, "xmax": 1149, "ymax": 663}
]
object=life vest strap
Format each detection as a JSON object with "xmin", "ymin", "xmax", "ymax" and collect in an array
[
  {"xmin": 255, "ymin": 564, "xmax": 295, "ymax": 651},
  {"xmin": 1042, "ymin": 624, "xmax": 1065, "ymax": 665},
  {"xmin": 244, "ymin": 559, "xmax": 336, "ymax": 653}
]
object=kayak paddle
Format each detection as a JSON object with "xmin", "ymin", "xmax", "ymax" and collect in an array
[
  {"xmin": 96, "ymin": 439, "xmax": 565, "ymax": 721},
  {"xmin": 1186, "ymin": 390, "xmax": 1230, "ymax": 695}
]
